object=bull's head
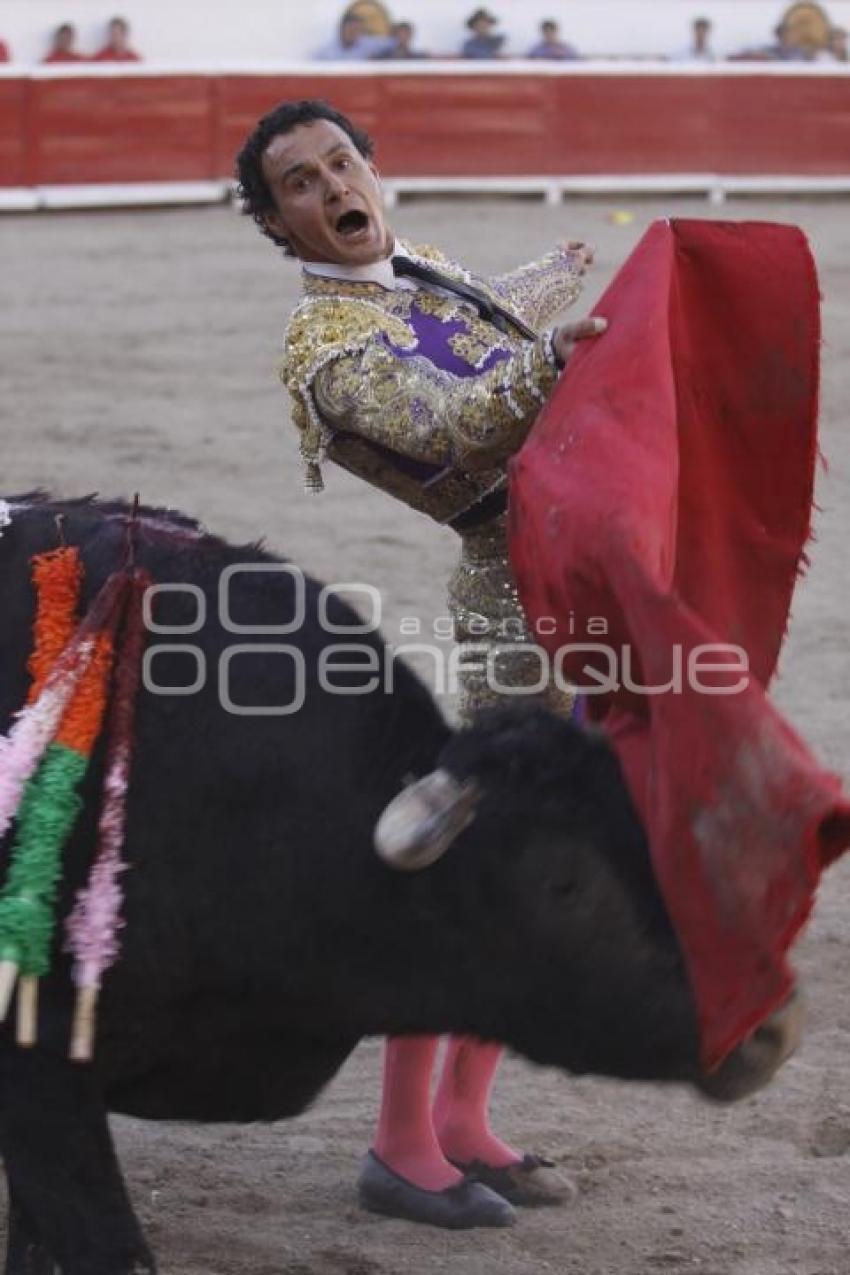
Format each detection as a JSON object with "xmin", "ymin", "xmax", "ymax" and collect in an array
[{"xmin": 373, "ymin": 708, "xmax": 804, "ymax": 1103}]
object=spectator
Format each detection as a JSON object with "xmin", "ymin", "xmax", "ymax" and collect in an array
[
  {"xmin": 676, "ymin": 17, "xmax": 715, "ymax": 62},
  {"xmin": 461, "ymin": 8, "xmax": 505, "ymax": 59},
  {"xmin": 92, "ymin": 16, "xmax": 142, "ymax": 62},
  {"xmin": 768, "ymin": 19, "xmax": 811, "ymax": 59},
  {"xmin": 816, "ymin": 25, "xmax": 848, "ymax": 61},
  {"xmin": 0, "ymin": 39, "xmax": 10, "ymax": 63},
  {"xmin": 374, "ymin": 21, "xmax": 429, "ymax": 60},
  {"xmin": 733, "ymin": 21, "xmax": 809, "ymax": 61},
  {"xmin": 316, "ymin": 12, "xmax": 391, "ymax": 60},
  {"xmin": 42, "ymin": 23, "xmax": 86, "ymax": 64},
  {"xmin": 527, "ymin": 19, "xmax": 579, "ymax": 60}
]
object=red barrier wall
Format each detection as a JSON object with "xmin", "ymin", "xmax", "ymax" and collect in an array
[
  {"xmin": 27, "ymin": 76, "xmax": 215, "ymax": 184},
  {"xmin": 214, "ymin": 71, "xmax": 850, "ymax": 179},
  {"xmin": 0, "ymin": 78, "xmax": 28, "ymax": 186},
  {"xmin": 1, "ymin": 69, "xmax": 849, "ymax": 188}
]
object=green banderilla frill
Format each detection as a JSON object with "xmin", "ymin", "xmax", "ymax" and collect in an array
[{"xmin": 0, "ymin": 743, "xmax": 88, "ymax": 977}]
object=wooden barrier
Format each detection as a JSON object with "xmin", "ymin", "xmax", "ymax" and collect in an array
[
  {"xmin": 0, "ymin": 77, "xmax": 28, "ymax": 187},
  {"xmin": 30, "ymin": 76, "xmax": 216, "ymax": 185},
  {"xmin": 1, "ymin": 65, "xmax": 848, "ymax": 204}
]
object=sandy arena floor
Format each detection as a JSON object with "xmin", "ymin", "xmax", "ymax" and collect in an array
[{"xmin": 1, "ymin": 195, "xmax": 849, "ymax": 1275}]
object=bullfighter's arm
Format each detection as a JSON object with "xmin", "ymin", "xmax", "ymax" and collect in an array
[
  {"xmin": 310, "ymin": 333, "xmax": 560, "ymax": 472},
  {"xmin": 488, "ymin": 247, "xmax": 587, "ymax": 329}
]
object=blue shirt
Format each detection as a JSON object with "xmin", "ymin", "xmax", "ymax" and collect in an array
[
  {"xmin": 527, "ymin": 40, "xmax": 579, "ymax": 60},
  {"xmin": 315, "ymin": 34, "xmax": 392, "ymax": 61},
  {"xmin": 461, "ymin": 34, "xmax": 504, "ymax": 59}
]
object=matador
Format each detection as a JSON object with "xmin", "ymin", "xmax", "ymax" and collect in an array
[{"xmin": 237, "ymin": 98, "xmax": 606, "ymax": 1230}]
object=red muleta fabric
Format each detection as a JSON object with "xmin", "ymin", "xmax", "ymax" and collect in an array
[{"xmin": 509, "ymin": 219, "xmax": 850, "ymax": 1071}]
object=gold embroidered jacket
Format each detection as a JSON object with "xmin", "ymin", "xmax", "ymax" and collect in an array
[{"xmin": 279, "ymin": 241, "xmax": 585, "ymax": 524}]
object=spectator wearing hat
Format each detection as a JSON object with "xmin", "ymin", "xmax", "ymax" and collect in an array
[
  {"xmin": 42, "ymin": 23, "xmax": 86, "ymax": 64},
  {"xmin": 462, "ymin": 9, "xmax": 505, "ymax": 59},
  {"xmin": 527, "ymin": 19, "xmax": 579, "ymax": 60},
  {"xmin": 374, "ymin": 20, "xmax": 429, "ymax": 60},
  {"xmin": 92, "ymin": 16, "xmax": 142, "ymax": 62}
]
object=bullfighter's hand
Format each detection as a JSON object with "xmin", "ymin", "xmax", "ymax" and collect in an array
[
  {"xmin": 552, "ymin": 315, "xmax": 607, "ymax": 368},
  {"xmin": 559, "ymin": 240, "xmax": 596, "ymax": 273}
]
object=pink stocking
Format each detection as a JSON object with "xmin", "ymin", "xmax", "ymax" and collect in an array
[
  {"xmin": 433, "ymin": 1037, "xmax": 521, "ymax": 1168},
  {"xmin": 372, "ymin": 1036, "xmax": 463, "ymax": 1191}
]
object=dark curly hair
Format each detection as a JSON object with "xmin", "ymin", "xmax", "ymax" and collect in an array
[{"xmin": 235, "ymin": 99, "xmax": 375, "ymax": 255}]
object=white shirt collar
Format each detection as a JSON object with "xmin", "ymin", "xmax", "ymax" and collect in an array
[{"xmin": 302, "ymin": 239, "xmax": 412, "ymax": 291}]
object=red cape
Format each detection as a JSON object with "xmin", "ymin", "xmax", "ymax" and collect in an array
[{"xmin": 509, "ymin": 219, "xmax": 850, "ymax": 1070}]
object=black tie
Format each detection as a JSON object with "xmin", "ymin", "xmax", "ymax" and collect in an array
[{"xmin": 391, "ymin": 255, "xmax": 536, "ymax": 341}]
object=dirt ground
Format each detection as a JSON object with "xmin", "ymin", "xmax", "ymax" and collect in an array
[{"xmin": 1, "ymin": 195, "xmax": 848, "ymax": 1275}]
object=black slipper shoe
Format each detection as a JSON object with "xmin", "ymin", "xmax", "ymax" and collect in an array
[
  {"xmin": 357, "ymin": 1151, "xmax": 516, "ymax": 1229},
  {"xmin": 448, "ymin": 1154, "xmax": 576, "ymax": 1207}
]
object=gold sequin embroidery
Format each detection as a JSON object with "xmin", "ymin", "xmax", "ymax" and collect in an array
[
  {"xmin": 313, "ymin": 336, "xmax": 558, "ymax": 474},
  {"xmin": 448, "ymin": 327, "xmax": 514, "ymax": 371},
  {"xmin": 491, "ymin": 247, "xmax": 585, "ymax": 329},
  {"xmin": 279, "ymin": 240, "xmax": 570, "ymax": 490},
  {"xmin": 447, "ymin": 514, "xmax": 575, "ymax": 723},
  {"xmin": 279, "ymin": 296, "xmax": 419, "ymax": 487}
]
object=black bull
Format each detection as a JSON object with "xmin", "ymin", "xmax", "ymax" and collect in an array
[{"xmin": 0, "ymin": 497, "xmax": 802, "ymax": 1275}]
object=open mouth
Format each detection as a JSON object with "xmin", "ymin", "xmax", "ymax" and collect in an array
[{"xmin": 335, "ymin": 209, "xmax": 370, "ymax": 238}]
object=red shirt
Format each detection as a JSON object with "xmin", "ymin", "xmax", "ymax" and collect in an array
[
  {"xmin": 0, "ymin": 41, "xmax": 10, "ymax": 63},
  {"xmin": 43, "ymin": 50, "xmax": 87, "ymax": 63},
  {"xmin": 92, "ymin": 47, "xmax": 142, "ymax": 62}
]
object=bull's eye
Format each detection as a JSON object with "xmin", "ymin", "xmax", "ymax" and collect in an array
[{"xmin": 548, "ymin": 878, "xmax": 578, "ymax": 898}]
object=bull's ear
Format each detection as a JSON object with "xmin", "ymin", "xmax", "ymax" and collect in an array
[{"xmin": 374, "ymin": 770, "xmax": 479, "ymax": 872}]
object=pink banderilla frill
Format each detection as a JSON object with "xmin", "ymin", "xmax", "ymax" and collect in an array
[{"xmin": 65, "ymin": 571, "xmax": 151, "ymax": 1061}]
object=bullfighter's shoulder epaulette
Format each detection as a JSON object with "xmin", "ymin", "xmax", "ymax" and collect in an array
[{"xmin": 279, "ymin": 294, "xmax": 418, "ymax": 492}]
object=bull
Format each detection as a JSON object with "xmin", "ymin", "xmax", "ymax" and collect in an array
[{"xmin": 0, "ymin": 495, "xmax": 802, "ymax": 1275}]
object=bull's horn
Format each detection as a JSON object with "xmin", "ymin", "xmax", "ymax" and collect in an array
[{"xmin": 374, "ymin": 770, "xmax": 479, "ymax": 872}]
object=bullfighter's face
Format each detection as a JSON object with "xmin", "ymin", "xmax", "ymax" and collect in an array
[{"xmin": 260, "ymin": 119, "xmax": 391, "ymax": 266}]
